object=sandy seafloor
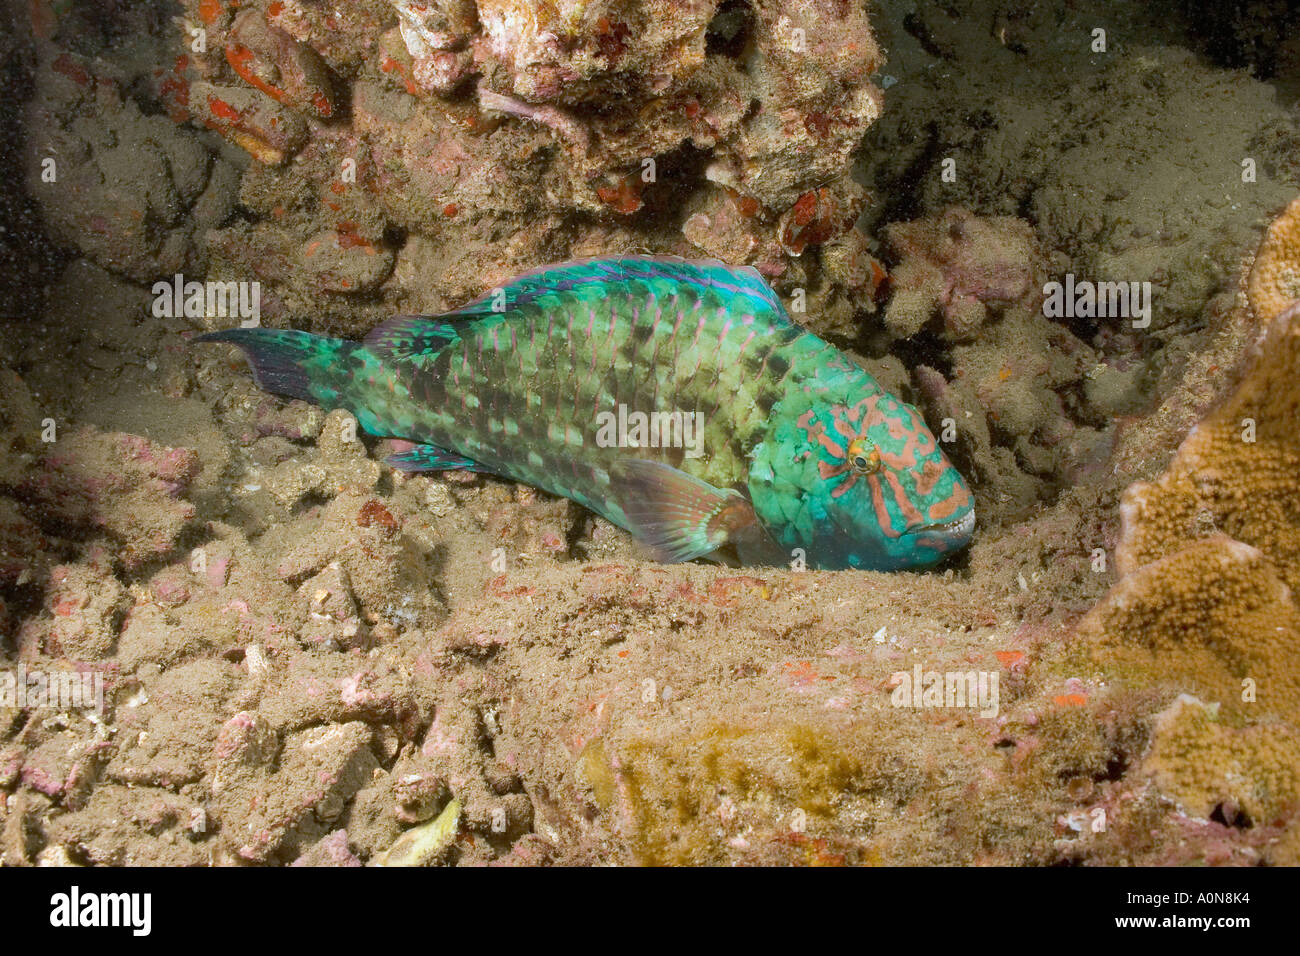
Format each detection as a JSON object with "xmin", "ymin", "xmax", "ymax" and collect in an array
[{"xmin": 2, "ymin": 0, "xmax": 1300, "ymax": 866}]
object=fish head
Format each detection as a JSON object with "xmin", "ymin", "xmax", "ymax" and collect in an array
[{"xmin": 748, "ymin": 384, "xmax": 974, "ymax": 570}]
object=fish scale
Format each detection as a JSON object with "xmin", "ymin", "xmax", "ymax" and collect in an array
[
  {"xmin": 427, "ymin": 281, "xmax": 780, "ymax": 525},
  {"xmin": 198, "ymin": 256, "xmax": 975, "ymax": 570}
]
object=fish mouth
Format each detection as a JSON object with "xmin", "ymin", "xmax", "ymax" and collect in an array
[{"xmin": 911, "ymin": 509, "xmax": 976, "ymax": 541}]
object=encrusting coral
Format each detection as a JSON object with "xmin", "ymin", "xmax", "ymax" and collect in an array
[
  {"xmin": 1075, "ymin": 535, "xmax": 1300, "ymax": 722},
  {"xmin": 1115, "ymin": 198, "xmax": 1300, "ymax": 587},
  {"xmin": 1067, "ymin": 197, "xmax": 1300, "ymax": 842},
  {"xmin": 883, "ymin": 207, "xmax": 1039, "ymax": 341},
  {"xmin": 1247, "ymin": 195, "xmax": 1300, "ymax": 323},
  {"xmin": 1143, "ymin": 694, "xmax": 1300, "ymax": 827}
]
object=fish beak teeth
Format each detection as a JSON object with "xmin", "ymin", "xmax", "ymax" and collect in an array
[{"xmin": 917, "ymin": 509, "xmax": 976, "ymax": 538}]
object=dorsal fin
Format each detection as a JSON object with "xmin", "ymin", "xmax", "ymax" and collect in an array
[
  {"xmin": 448, "ymin": 255, "xmax": 793, "ymax": 321},
  {"xmin": 365, "ymin": 257, "xmax": 794, "ymax": 363}
]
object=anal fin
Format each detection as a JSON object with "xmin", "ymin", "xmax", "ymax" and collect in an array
[{"xmin": 609, "ymin": 459, "xmax": 757, "ymax": 562}]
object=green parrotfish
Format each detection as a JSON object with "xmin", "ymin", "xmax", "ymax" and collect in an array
[{"xmin": 198, "ymin": 256, "xmax": 975, "ymax": 570}]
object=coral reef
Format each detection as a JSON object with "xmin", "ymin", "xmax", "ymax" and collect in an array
[
  {"xmin": 1060, "ymin": 197, "xmax": 1300, "ymax": 847},
  {"xmin": 1143, "ymin": 695, "xmax": 1300, "ymax": 827},
  {"xmin": 862, "ymin": 5, "xmax": 1300, "ymax": 493},
  {"xmin": 1114, "ymin": 199, "xmax": 1300, "ymax": 587},
  {"xmin": 884, "ymin": 207, "xmax": 1117, "ymax": 525},
  {"xmin": 94, "ymin": 0, "xmax": 885, "ymax": 334},
  {"xmin": 4, "ymin": 0, "xmax": 1300, "ymax": 869},
  {"xmin": 883, "ymin": 207, "xmax": 1039, "ymax": 341},
  {"xmin": 21, "ymin": 427, "xmax": 201, "ymax": 571},
  {"xmin": 1247, "ymin": 196, "xmax": 1300, "ymax": 323},
  {"xmin": 1075, "ymin": 535, "xmax": 1300, "ymax": 721}
]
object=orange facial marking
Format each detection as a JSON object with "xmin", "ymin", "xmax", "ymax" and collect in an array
[
  {"xmin": 831, "ymin": 413, "xmax": 858, "ymax": 443},
  {"xmin": 818, "ymin": 459, "xmax": 849, "ymax": 480},
  {"xmin": 926, "ymin": 481, "xmax": 971, "ymax": 522},
  {"xmin": 813, "ymin": 430, "xmax": 846, "ymax": 458},
  {"xmin": 867, "ymin": 474, "xmax": 899, "ymax": 536},
  {"xmin": 882, "ymin": 470, "xmax": 924, "ymax": 527},
  {"xmin": 829, "ymin": 471, "xmax": 859, "ymax": 499},
  {"xmin": 927, "ymin": 495, "xmax": 960, "ymax": 523},
  {"xmin": 914, "ymin": 458, "xmax": 945, "ymax": 497}
]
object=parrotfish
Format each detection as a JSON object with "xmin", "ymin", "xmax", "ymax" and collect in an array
[{"xmin": 199, "ymin": 257, "xmax": 974, "ymax": 570}]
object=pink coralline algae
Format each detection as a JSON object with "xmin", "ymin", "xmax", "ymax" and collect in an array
[
  {"xmin": 20, "ymin": 428, "xmax": 201, "ymax": 571},
  {"xmin": 884, "ymin": 206, "xmax": 1040, "ymax": 340}
]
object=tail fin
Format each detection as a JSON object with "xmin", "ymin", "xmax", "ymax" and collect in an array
[{"xmin": 195, "ymin": 328, "xmax": 359, "ymax": 406}]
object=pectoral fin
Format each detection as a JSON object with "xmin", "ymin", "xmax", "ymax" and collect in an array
[
  {"xmin": 609, "ymin": 459, "xmax": 758, "ymax": 562},
  {"xmin": 386, "ymin": 443, "xmax": 495, "ymax": 474}
]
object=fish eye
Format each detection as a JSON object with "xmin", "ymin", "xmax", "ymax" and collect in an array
[{"xmin": 848, "ymin": 438, "xmax": 880, "ymax": 474}]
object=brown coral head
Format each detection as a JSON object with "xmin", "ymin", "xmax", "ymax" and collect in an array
[{"xmin": 1247, "ymin": 195, "xmax": 1300, "ymax": 323}]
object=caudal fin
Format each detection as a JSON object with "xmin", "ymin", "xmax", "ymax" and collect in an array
[{"xmin": 195, "ymin": 328, "xmax": 359, "ymax": 406}]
